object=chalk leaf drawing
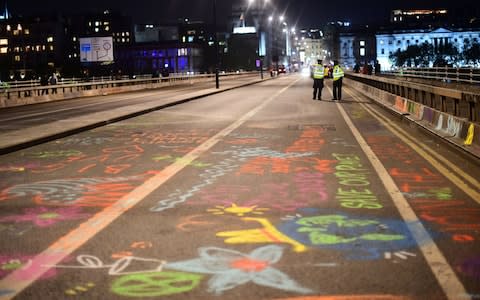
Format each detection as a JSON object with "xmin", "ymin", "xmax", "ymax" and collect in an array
[
  {"xmin": 0, "ymin": 207, "xmax": 90, "ymax": 227},
  {"xmin": 279, "ymin": 213, "xmax": 420, "ymax": 260},
  {"xmin": 166, "ymin": 245, "xmax": 313, "ymax": 295}
]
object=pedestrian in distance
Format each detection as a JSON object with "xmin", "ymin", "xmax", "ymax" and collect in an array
[
  {"xmin": 311, "ymin": 59, "xmax": 325, "ymax": 100},
  {"xmin": 40, "ymin": 74, "xmax": 49, "ymax": 95},
  {"xmin": 48, "ymin": 72, "xmax": 58, "ymax": 94},
  {"xmin": 332, "ymin": 60, "xmax": 345, "ymax": 101}
]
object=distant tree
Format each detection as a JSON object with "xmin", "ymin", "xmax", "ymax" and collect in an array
[
  {"xmin": 463, "ymin": 41, "xmax": 480, "ymax": 66},
  {"xmin": 389, "ymin": 42, "xmax": 463, "ymax": 68},
  {"xmin": 434, "ymin": 43, "xmax": 460, "ymax": 67},
  {"xmin": 389, "ymin": 42, "xmax": 435, "ymax": 68}
]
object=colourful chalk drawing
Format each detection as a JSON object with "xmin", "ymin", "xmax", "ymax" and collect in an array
[
  {"xmin": 279, "ymin": 212, "xmax": 419, "ymax": 260},
  {"xmin": 165, "ymin": 245, "xmax": 313, "ymax": 295},
  {"xmin": 50, "ymin": 255, "xmax": 166, "ymax": 276},
  {"xmin": 0, "ymin": 255, "xmax": 57, "ymax": 280},
  {"xmin": 0, "ymin": 173, "xmax": 154, "ymax": 206},
  {"xmin": 150, "ymin": 146, "xmax": 314, "ymax": 212},
  {"xmin": 0, "ymin": 206, "xmax": 90, "ymax": 227},
  {"xmin": 111, "ymin": 271, "xmax": 203, "ymax": 297},
  {"xmin": 176, "ymin": 214, "xmax": 217, "ymax": 232},
  {"xmin": 65, "ymin": 282, "xmax": 95, "ymax": 296},
  {"xmin": 216, "ymin": 217, "xmax": 307, "ymax": 252},
  {"xmin": 207, "ymin": 204, "xmax": 269, "ymax": 217},
  {"xmin": 152, "ymin": 155, "xmax": 211, "ymax": 168},
  {"xmin": 22, "ymin": 150, "xmax": 83, "ymax": 159}
]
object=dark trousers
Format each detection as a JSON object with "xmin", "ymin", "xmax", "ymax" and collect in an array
[
  {"xmin": 313, "ymin": 79, "xmax": 324, "ymax": 99},
  {"xmin": 333, "ymin": 78, "xmax": 343, "ymax": 100}
]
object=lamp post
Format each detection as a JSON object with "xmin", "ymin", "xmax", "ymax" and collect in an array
[{"xmin": 213, "ymin": 0, "xmax": 219, "ymax": 89}]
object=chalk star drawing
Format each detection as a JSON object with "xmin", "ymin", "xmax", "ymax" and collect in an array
[
  {"xmin": 166, "ymin": 245, "xmax": 313, "ymax": 295},
  {"xmin": 207, "ymin": 204, "xmax": 269, "ymax": 217}
]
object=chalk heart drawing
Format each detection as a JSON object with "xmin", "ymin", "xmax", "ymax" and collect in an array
[
  {"xmin": 279, "ymin": 213, "xmax": 418, "ymax": 260},
  {"xmin": 166, "ymin": 245, "xmax": 313, "ymax": 295},
  {"xmin": 207, "ymin": 203, "xmax": 269, "ymax": 217},
  {"xmin": 0, "ymin": 206, "xmax": 90, "ymax": 227},
  {"xmin": 111, "ymin": 271, "xmax": 203, "ymax": 297}
]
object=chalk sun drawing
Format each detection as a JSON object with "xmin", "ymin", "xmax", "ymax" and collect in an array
[
  {"xmin": 165, "ymin": 245, "xmax": 313, "ymax": 295},
  {"xmin": 207, "ymin": 204, "xmax": 269, "ymax": 217}
]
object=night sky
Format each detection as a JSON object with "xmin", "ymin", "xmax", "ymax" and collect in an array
[{"xmin": 6, "ymin": 0, "xmax": 480, "ymax": 28}]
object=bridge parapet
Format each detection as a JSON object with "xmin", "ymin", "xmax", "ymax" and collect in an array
[{"xmin": 346, "ymin": 73, "xmax": 480, "ymax": 159}]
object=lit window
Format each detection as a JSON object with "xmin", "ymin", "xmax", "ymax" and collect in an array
[
  {"xmin": 0, "ymin": 39, "xmax": 7, "ymax": 45},
  {"xmin": 95, "ymin": 27, "xmax": 99, "ymax": 32},
  {"xmin": 360, "ymin": 48, "xmax": 365, "ymax": 56},
  {"xmin": 121, "ymin": 38, "xmax": 125, "ymax": 42},
  {"xmin": 6, "ymin": 24, "xmax": 11, "ymax": 31},
  {"xmin": 126, "ymin": 32, "xmax": 129, "ymax": 36},
  {"xmin": 14, "ymin": 55, "xmax": 20, "ymax": 61},
  {"xmin": 13, "ymin": 30, "xmax": 19, "ymax": 35},
  {"xmin": 360, "ymin": 40, "xmax": 365, "ymax": 46},
  {"xmin": 72, "ymin": 37, "xmax": 77, "ymax": 41},
  {"xmin": 0, "ymin": 47, "xmax": 7, "ymax": 54},
  {"xmin": 104, "ymin": 21, "xmax": 109, "ymax": 25},
  {"xmin": 95, "ymin": 21, "xmax": 100, "ymax": 26},
  {"xmin": 42, "ymin": 45, "xmax": 46, "ymax": 50},
  {"xmin": 105, "ymin": 26, "xmax": 110, "ymax": 31},
  {"xmin": 88, "ymin": 22, "xmax": 92, "ymax": 27},
  {"xmin": 24, "ymin": 29, "xmax": 30, "ymax": 35},
  {"xmin": 121, "ymin": 32, "xmax": 125, "ymax": 37},
  {"xmin": 49, "ymin": 45, "xmax": 54, "ymax": 51},
  {"xmin": 47, "ymin": 36, "xmax": 54, "ymax": 42}
]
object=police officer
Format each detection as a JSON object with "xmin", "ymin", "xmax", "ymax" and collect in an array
[
  {"xmin": 332, "ymin": 60, "xmax": 345, "ymax": 101},
  {"xmin": 311, "ymin": 59, "xmax": 325, "ymax": 100}
]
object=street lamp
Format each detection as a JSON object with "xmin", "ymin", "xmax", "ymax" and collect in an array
[{"xmin": 213, "ymin": 0, "xmax": 219, "ymax": 89}]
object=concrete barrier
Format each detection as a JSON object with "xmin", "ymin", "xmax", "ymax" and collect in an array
[
  {"xmin": 0, "ymin": 73, "xmax": 256, "ymax": 108},
  {"xmin": 345, "ymin": 77, "xmax": 480, "ymax": 158}
]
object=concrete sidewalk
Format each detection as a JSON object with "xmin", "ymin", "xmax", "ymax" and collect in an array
[{"xmin": 0, "ymin": 76, "xmax": 269, "ymax": 155}]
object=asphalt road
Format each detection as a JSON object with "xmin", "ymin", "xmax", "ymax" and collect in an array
[{"xmin": 0, "ymin": 75, "xmax": 479, "ymax": 300}]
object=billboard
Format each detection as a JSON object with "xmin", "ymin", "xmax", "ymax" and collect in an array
[{"xmin": 79, "ymin": 37, "xmax": 114, "ymax": 62}]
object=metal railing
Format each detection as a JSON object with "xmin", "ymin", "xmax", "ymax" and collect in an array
[
  {"xmin": 382, "ymin": 67, "xmax": 480, "ymax": 85},
  {"xmin": 0, "ymin": 71, "xmax": 258, "ymax": 101}
]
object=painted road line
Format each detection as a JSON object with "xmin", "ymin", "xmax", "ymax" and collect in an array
[
  {"xmin": 344, "ymin": 86, "xmax": 480, "ymax": 203},
  {"xmin": 333, "ymin": 86, "xmax": 467, "ymax": 300},
  {"xmin": 0, "ymin": 77, "xmax": 300, "ymax": 300}
]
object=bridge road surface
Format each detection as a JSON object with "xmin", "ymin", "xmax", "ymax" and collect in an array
[{"xmin": 0, "ymin": 74, "xmax": 479, "ymax": 300}]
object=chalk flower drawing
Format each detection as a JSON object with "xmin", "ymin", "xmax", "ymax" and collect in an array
[
  {"xmin": 166, "ymin": 245, "xmax": 312, "ymax": 295},
  {"xmin": 0, "ymin": 207, "xmax": 90, "ymax": 227}
]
